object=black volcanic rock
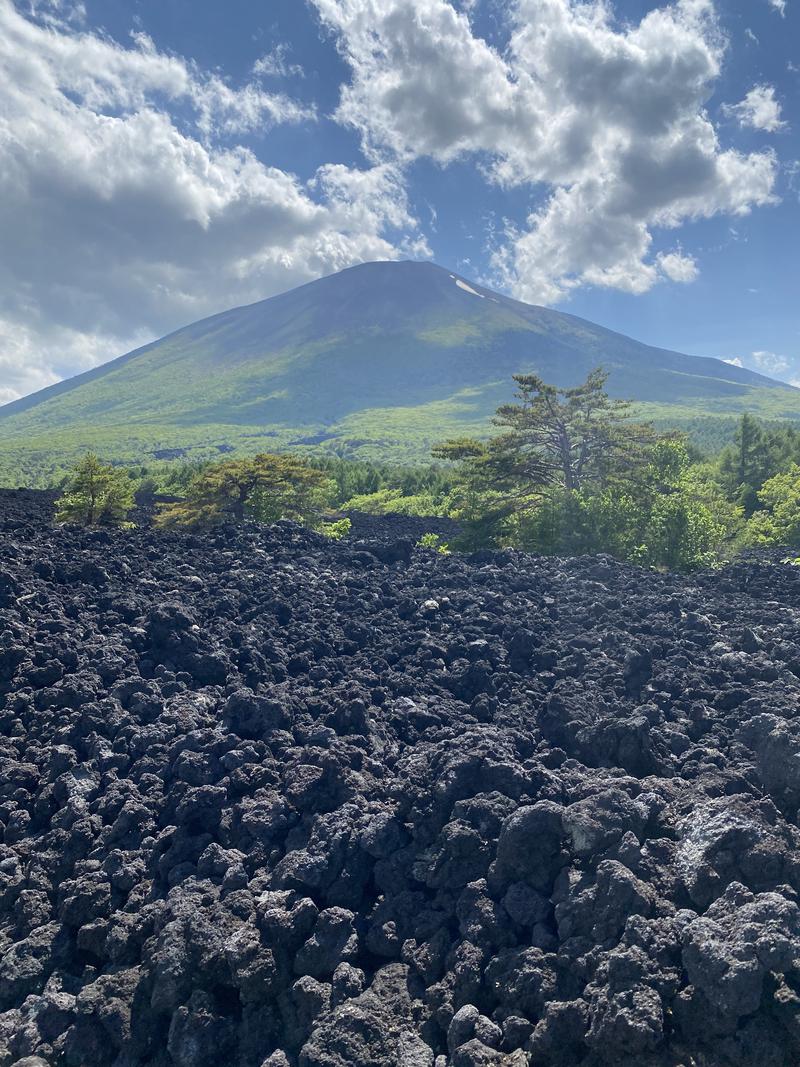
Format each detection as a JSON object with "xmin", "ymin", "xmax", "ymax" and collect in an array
[{"xmin": 2, "ymin": 488, "xmax": 800, "ymax": 1065}]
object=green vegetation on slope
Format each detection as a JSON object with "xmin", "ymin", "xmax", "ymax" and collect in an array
[
  {"xmin": 48, "ymin": 371, "xmax": 800, "ymax": 572},
  {"xmin": 4, "ymin": 385, "xmax": 800, "ymax": 488},
  {"xmin": 3, "ymin": 261, "xmax": 799, "ymax": 485}
]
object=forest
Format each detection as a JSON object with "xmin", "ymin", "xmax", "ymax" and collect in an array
[{"xmin": 50, "ymin": 370, "xmax": 800, "ymax": 571}]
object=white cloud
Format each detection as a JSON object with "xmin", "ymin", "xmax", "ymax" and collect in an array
[
  {"xmin": 253, "ymin": 43, "xmax": 305, "ymax": 80},
  {"xmin": 723, "ymin": 356, "xmax": 744, "ymax": 366},
  {"xmin": 723, "ymin": 85, "xmax": 787, "ymax": 133},
  {"xmin": 657, "ymin": 251, "xmax": 700, "ymax": 283},
  {"xmin": 314, "ymin": 0, "xmax": 778, "ymax": 304},
  {"xmin": 192, "ymin": 78, "xmax": 314, "ymax": 138},
  {"xmin": 752, "ymin": 350, "xmax": 790, "ymax": 376},
  {"xmin": 315, "ymin": 0, "xmax": 520, "ymax": 164},
  {"xmin": 10, "ymin": 3, "xmax": 315, "ymax": 139},
  {"xmin": 0, "ymin": 327, "xmax": 61, "ymax": 404},
  {"xmin": 26, "ymin": 0, "xmax": 86, "ymax": 24},
  {"xmin": 768, "ymin": 0, "xmax": 787, "ymax": 16},
  {"xmin": 0, "ymin": 317, "xmax": 151, "ymax": 405},
  {"xmin": 0, "ymin": 0, "xmax": 424, "ymax": 402}
]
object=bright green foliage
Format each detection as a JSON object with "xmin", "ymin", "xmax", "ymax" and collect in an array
[
  {"xmin": 316, "ymin": 457, "xmax": 455, "ymax": 506},
  {"xmin": 159, "ymin": 459, "xmax": 213, "ymax": 494},
  {"xmin": 710, "ymin": 414, "xmax": 800, "ymax": 518},
  {"xmin": 340, "ymin": 488, "xmax": 405, "ymax": 513},
  {"xmin": 24, "ymin": 373, "xmax": 800, "ymax": 569},
  {"xmin": 325, "ymin": 458, "xmax": 456, "ymax": 517},
  {"xmin": 640, "ymin": 494, "xmax": 723, "ymax": 571},
  {"xmin": 628, "ymin": 440, "xmax": 730, "ymax": 569},
  {"xmin": 341, "ymin": 488, "xmax": 443, "ymax": 516},
  {"xmin": 416, "ymin": 532, "xmax": 450, "ymax": 554},
  {"xmin": 320, "ymin": 517, "xmax": 352, "ymax": 540},
  {"xmin": 155, "ymin": 454, "xmax": 333, "ymax": 530},
  {"xmin": 511, "ymin": 482, "xmax": 728, "ymax": 572},
  {"xmin": 744, "ymin": 466, "xmax": 800, "ymax": 547},
  {"xmin": 55, "ymin": 453, "xmax": 135, "ymax": 526},
  {"xmin": 513, "ymin": 489, "xmax": 641, "ymax": 559},
  {"xmin": 432, "ymin": 439, "xmax": 510, "ymax": 550},
  {"xmin": 680, "ymin": 465, "xmax": 744, "ymax": 542}
]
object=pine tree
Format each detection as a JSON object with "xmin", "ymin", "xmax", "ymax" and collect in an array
[
  {"xmin": 717, "ymin": 413, "xmax": 773, "ymax": 515},
  {"xmin": 431, "ymin": 369, "xmax": 723, "ymax": 562},
  {"xmin": 435, "ymin": 368, "xmax": 660, "ymax": 520},
  {"xmin": 154, "ymin": 453, "xmax": 333, "ymax": 529},
  {"xmin": 488, "ymin": 369, "xmax": 659, "ymax": 495},
  {"xmin": 55, "ymin": 453, "xmax": 135, "ymax": 526}
]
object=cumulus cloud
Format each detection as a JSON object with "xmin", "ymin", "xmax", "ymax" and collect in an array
[
  {"xmin": 723, "ymin": 86, "xmax": 787, "ymax": 133},
  {"xmin": 314, "ymin": 0, "xmax": 520, "ymax": 164},
  {"xmin": 768, "ymin": 0, "xmax": 787, "ymax": 15},
  {"xmin": 752, "ymin": 350, "xmax": 790, "ymax": 376},
  {"xmin": 0, "ymin": 0, "xmax": 423, "ymax": 402},
  {"xmin": 9, "ymin": 3, "xmax": 315, "ymax": 138},
  {"xmin": 723, "ymin": 356, "xmax": 744, "ymax": 367},
  {"xmin": 314, "ymin": 0, "xmax": 778, "ymax": 303},
  {"xmin": 657, "ymin": 251, "xmax": 700, "ymax": 283}
]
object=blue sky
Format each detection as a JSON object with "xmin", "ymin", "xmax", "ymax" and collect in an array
[{"xmin": 0, "ymin": 0, "xmax": 797, "ymax": 401}]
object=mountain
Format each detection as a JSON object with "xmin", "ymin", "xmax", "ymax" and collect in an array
[{"xmin": 1, "ymin": 260, "xmax": 799, "ymax": 483}]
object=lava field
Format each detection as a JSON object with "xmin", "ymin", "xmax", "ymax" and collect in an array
[{"xmin": 2, "ymin": 488, "xmax": 800, "ymax": 1067}]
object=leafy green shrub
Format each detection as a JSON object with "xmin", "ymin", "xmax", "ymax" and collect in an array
[
  {"xmin": 55, "ymin": 453, "xmax": 135, "ymax": 526},
  {"xmin": 320, "ymin": 517, "xmax": 352, "ymax": 540},
  {"xmin": 744, "ymin": 466, "xmax": 800, "ymax": 547},
  {"xmin": 341, "ymin": 488, "xmax": 442, "ymax": 516},
  {"xmin": 341, "ymin": 488, "xmax": 404, "ymax": 513},
  {"xmin": 415, "ymin": 532, "xmax": 450, "ymax": 554},
  {"xmin": 639, "ymin": 491, "xmax": 723, "ymax": 571}
]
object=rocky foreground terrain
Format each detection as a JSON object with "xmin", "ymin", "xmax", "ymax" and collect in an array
[{"xmin": 2, "ymin": 489, "xmax": 800, "ymax": 1067}]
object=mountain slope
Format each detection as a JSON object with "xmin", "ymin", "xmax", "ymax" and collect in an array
[{"xmin": 1, "ymin": 260, "xmax": 798, "ymax": 482}]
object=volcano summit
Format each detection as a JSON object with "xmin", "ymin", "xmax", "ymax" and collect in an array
[{"xmin": 1, "ymin": 261, "xmax": 798, "ymax": 482}]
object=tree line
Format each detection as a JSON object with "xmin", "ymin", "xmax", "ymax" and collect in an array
[{"xmin": 53, "ymin": 369, "xmax": 800, "ymax": 570}]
